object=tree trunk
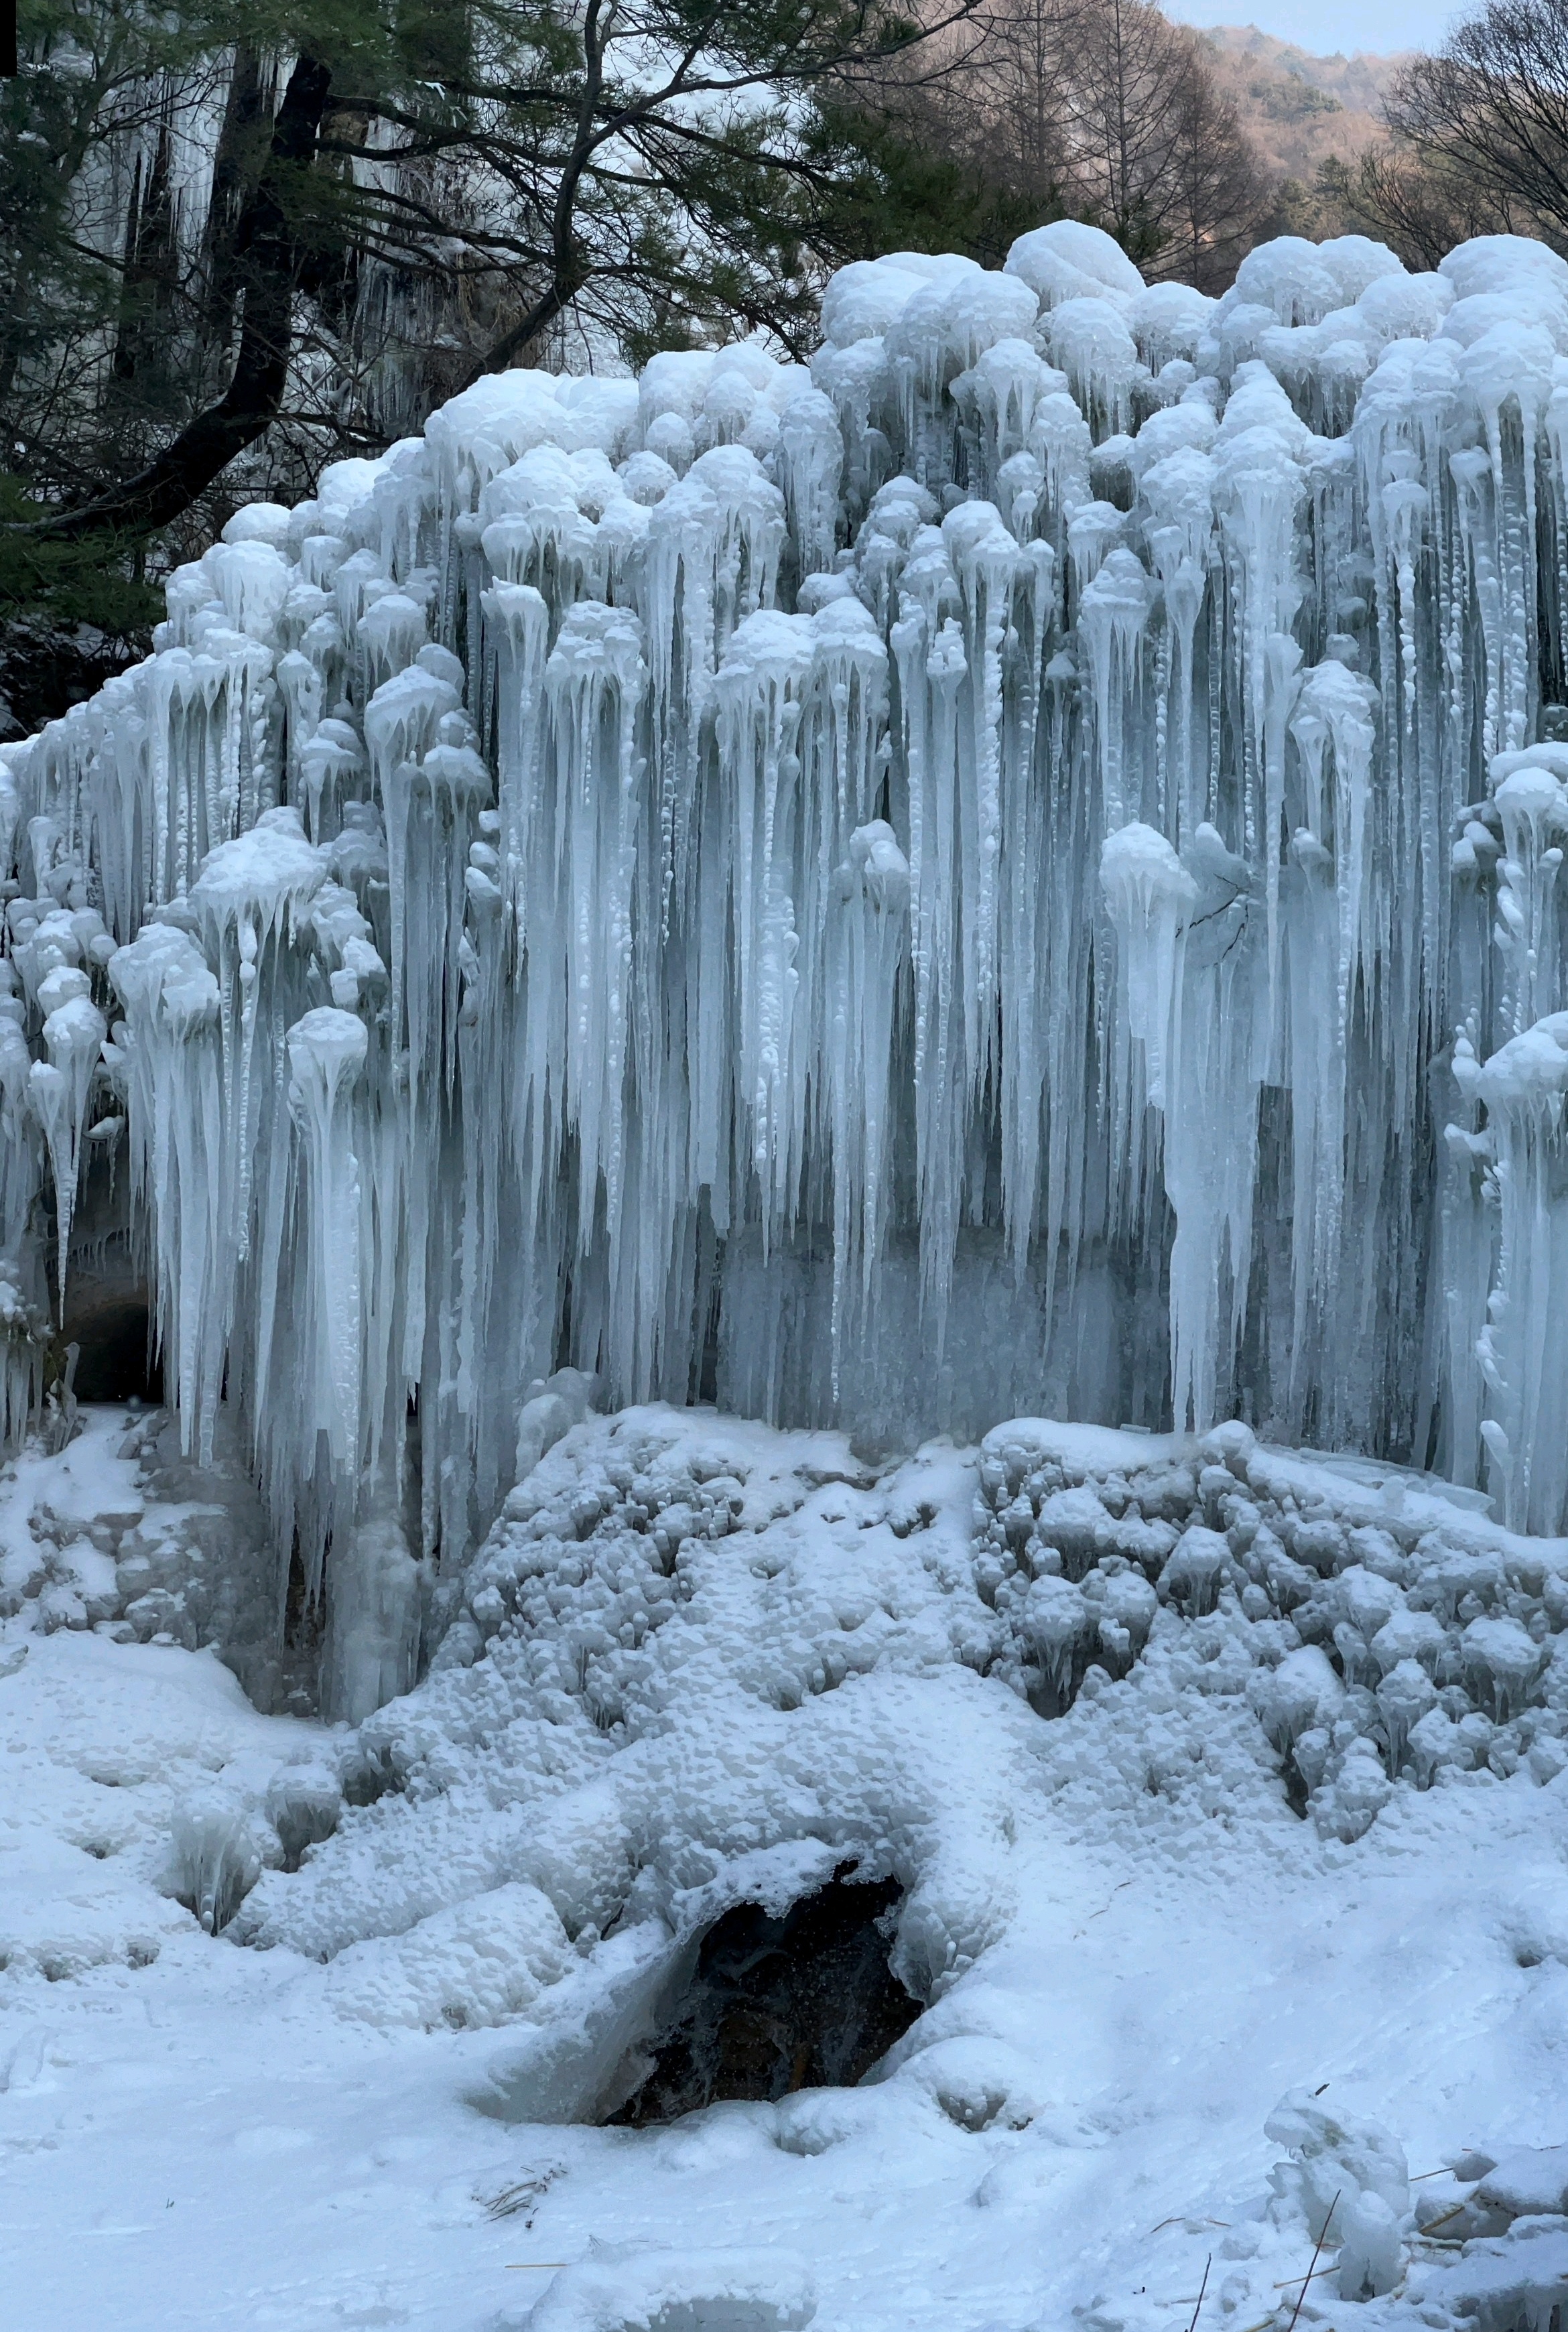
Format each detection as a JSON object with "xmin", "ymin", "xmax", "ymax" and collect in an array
[
  {"xmin": 33, "ymin": 53, "xmax": 332, "ymax": 546},
  {"xmin": 200, "ymin": 46, "xmax": 270, "ymax": 361}
]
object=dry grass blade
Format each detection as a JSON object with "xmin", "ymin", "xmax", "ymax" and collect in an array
[
  {"xmin": 484, "ymin": 2177, "xmax": 553, "ymax": 2221},
  {"xmin": 1274, "ymin": 2263, "xmax": 1335, "ymax": 2291},
  {"xmin": 485, "ymin": 2185, "xmax": 534, "ymax": 2219},
  {"xmin": 1413, "ymin": 2201, "xmax": 1468, "ymax": 2236},
  {"xmin": 1283, "ymin": 2189, "xmax": 1341, "ymax": 2332}
]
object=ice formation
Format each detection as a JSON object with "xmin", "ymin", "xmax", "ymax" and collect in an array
[
  {"xmin": 11, "ymin": 221, "xmax": 1568, "ymax": 1699},
  {"xmin": 212, "ymin": 1405, "xmax": 1568, "ymax": 2024}
]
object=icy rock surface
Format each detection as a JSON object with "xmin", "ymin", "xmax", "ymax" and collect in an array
[
  {"xmin": 11, "ymin": 228, "xmax": 1568, "ymax": 1703},
  {"xmin": 972, "ymin": 1417, "xmax": 1568, "ymax": 1837},
  {"xmin": 0, "ymin": 1403, "xmax": 296, "ymax": 1707}
]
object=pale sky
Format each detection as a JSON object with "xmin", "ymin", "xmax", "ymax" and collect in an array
[{"xmin": 1165, "ymin": 0, "xmax": 1449, "ymax": 57}]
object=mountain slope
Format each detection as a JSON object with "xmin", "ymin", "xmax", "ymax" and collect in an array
[{"xmin": 1201, "ymin": 25, "xmax": 1410, "ymax": 185}]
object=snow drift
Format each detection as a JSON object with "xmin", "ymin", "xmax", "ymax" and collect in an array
[{"xmin": 9, "ymin": 1401, "xmax": 1567, "ymax": 2331}]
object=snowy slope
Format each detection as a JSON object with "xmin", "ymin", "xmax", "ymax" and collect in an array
[{"xmin": 4, "ymin": 1403, "xmax": 1567, "ymax": 2332}]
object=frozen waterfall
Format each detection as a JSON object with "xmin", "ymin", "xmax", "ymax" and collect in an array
[{"xmin": 5, "ymin": 219, "xmax": 1568, "ymax": 1701}]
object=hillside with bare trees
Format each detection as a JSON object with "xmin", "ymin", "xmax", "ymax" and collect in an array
[
  {"xmin": 1199, "ymin": 26, "xmax": 1408, "ymax": 184},
  {"xmin": 879, "ymin": 0, "xmax": 1284, "ymax": 287}
]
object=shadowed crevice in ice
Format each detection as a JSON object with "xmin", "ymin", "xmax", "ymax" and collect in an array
[{"xmin": 606, "ymin": 1871, "xmax": 919, "ymax": 2126}]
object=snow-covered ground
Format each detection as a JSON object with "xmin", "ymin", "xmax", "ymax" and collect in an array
[{"xmin": 3, "ymin": 1401, "xmax": 1567, "ymax": 2332}]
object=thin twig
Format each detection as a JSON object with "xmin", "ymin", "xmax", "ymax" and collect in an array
[
  {"xmin": 1283, "ymin": 2189, "xmax": 1341, "ymax": 2332},
  {"xmin": 1274, "ymin": 2263, "xmax": 1335, "ymax": 2291},
  {"xmin": 1073, "ymin": 1878, "xmax": 1134, "ymax": 1937},
  {"xmin": 1186, "ymin": 2254, "xmax": 1212, "ymax": 2332},
  {"xmin": 486, "ymin": 2181, "xmax": 541, "ymax": 2219},
  {"xmin": 1414, "ymin": 2201, "xmax": 1467, "ymax": 2236}
]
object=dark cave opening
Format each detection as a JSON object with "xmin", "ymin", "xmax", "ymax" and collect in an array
[
  {"xmin": 63, "ymin": 1294, "xmax": 164, "ymax": 1406},
  {"xmin": 608, "ymin": 1869, "xmax": 921, "ymax": 2126}
]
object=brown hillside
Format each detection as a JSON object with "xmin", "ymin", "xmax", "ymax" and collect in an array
[{"xmin": 1199, "ymin": 25, "xmax": 1411, "ymax": 185}]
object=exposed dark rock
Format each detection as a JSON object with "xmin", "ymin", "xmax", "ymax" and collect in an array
[{"xmin": 609, "ymin": 1870, "xmax": 919, "ymax": 2126}]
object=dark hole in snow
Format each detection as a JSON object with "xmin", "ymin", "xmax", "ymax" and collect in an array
[
  {"xmin": 608, "ymin": 1869, "xmax": 919, "ymax": 2126},
  {"xmin": 64, "ymin": 1294, "xmax": 163, "ymax": 1405},
  {"xmin": 338, "ymin": 1743, "xmax": 401, "ymax": 1808}
]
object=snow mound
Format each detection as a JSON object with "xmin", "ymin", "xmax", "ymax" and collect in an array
[
  {"xmin": 202, "ymin": 1403, "xmax": 1568, "ymax": 2121},
  {"xmin": 0, "ymin": 1403, "xmax": 302, "ymax": 1711},
  {"xmin": 235, "ymin": 1407, "xmax": 1031, "ymax": 2096},
  {"xmin": 0, "ymin": 1618, "xmax": 326, "ymax": 1983},
  {"xmin": 4, "ymin": 1410, "xmax": 1568, "ymax": 2332},
  {"xmin": 513, "ymin": 2246, "xmax": 814, "ymax": 2332}
]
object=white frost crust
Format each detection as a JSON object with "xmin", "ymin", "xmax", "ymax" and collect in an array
[
  {"xmin": 3, "ymin": 1406, "xmax": 1568, "ymax": 2332},
  {"xmin": 521, "ymin": 2248, "xmax": 815, "ymax": 2331}
]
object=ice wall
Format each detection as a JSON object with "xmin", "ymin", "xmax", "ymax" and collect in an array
[{"xmin": 6, "ymin": 221, "xmax": 1568, "ymax": 1691}]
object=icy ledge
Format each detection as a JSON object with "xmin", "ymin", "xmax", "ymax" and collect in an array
[{"xmin": 7, "ymin": 1401, "xmax": 1565, "ymax": 1982}]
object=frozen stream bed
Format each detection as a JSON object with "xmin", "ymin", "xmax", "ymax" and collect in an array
[{"xmin": 3, "ymin": 1401, "xmax": 1567, "ymax": 2332}]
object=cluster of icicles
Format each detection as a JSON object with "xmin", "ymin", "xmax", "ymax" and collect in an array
[{"xmin": 6, "ymin": 216, "xmax": 1568, "ymax": 1705}]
